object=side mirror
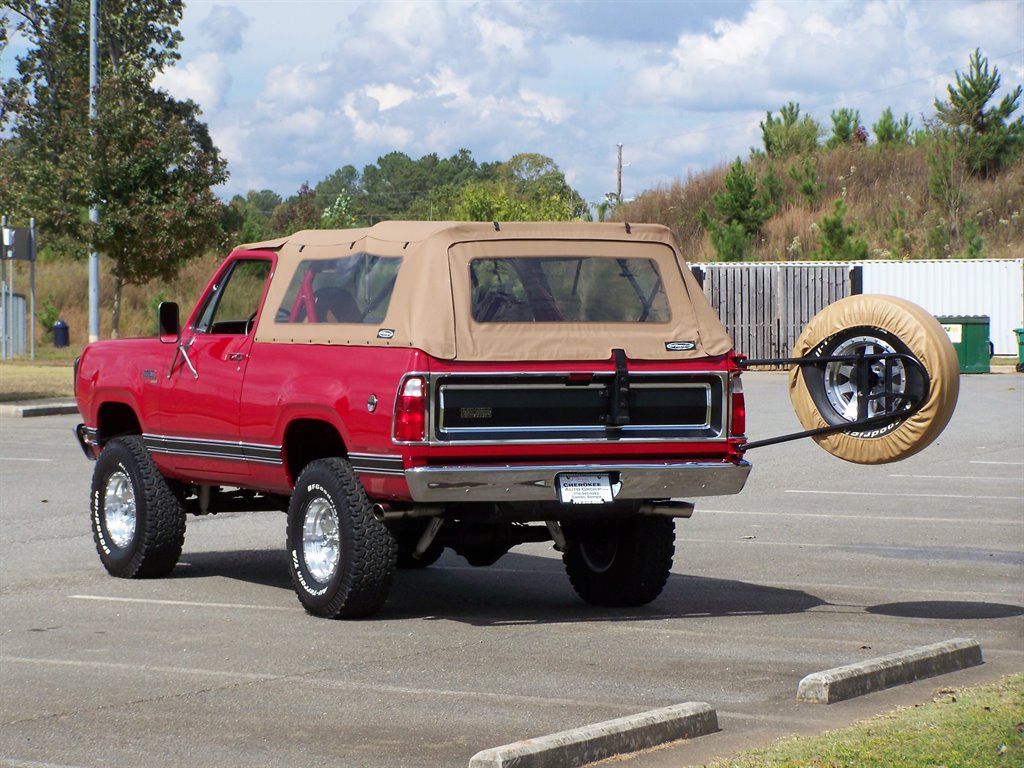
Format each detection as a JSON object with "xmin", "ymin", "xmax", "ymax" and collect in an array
[{"xmin": 158, "ymin": 302, "xmax": 181, "ymax": 342}]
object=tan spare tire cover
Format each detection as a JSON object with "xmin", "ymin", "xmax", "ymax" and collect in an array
[{"xmin": 789, "ymin": 295, "xmax": 959, "ymax": 464}]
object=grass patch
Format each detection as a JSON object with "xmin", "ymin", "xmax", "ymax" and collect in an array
[
  {"xmin": 0, "ymin": 360, "xmax": 75, "ymax": 401},
  {"xmin": 708, "ymin": 675, "xmax": 1024, "ymax": 768}
]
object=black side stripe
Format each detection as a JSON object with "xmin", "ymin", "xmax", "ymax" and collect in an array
[
  {"xmin": 143, "ymin": 434, "xmax": 283, "ymax": 465},
  {"xmin": 349, "ymin": 453, "xmax": 405, "ymax": 476},
  {"xmin": 142, "ymin": 436, "xmax": 404, "ymax": 476}
]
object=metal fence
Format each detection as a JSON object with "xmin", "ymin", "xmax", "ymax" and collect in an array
[
  {"xmin": 692, "ymin": 264, "xmax": 851, "ymax": 360},
  {"xmin": 695, "ymin": 259, "xmax": 1024, "ymax": 359}
]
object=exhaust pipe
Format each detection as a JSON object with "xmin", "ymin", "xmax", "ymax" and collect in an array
[
  {"xmin": 639, "ymin": 500, "xmax": 695, "ymax": 518},
  {"xmin": 372, "ymin": 503, "xmax": 444, "ymax": 522}
]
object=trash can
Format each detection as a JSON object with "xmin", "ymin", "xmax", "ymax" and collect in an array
[
  {"xmin": 1015, "ymin": 328, "xmax": 1024, "ymax": 373},
  {"xmin": 53, "ymin": 319, "xmax": 69, "ymax": 348},
  {"xmin": 937, "ymin": 316, "xmax": 990, "ymax": 373}
]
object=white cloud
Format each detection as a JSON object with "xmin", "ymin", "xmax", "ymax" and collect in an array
[
  {"xmin": 518, "ymin": 88, "xmax": 571, "ymax": 124},
  {"xmin": 364, "ymin": 84, "xmax": 418, "ymax": 111},
  {"xmin": 166, "ymin": 0, "xmax": 1024, "ymax": 206},
  {"xmin": 199, "ymin": 5, "xmax": 251, "ymax": 54},
  {"xmin": 259, "ymin": 62, "xmax": 334, "ymax": 108},
  {"xmin": 155, "ymin": 52, "xmax": 231, "ymax": 109},
  {"xmin": 342, "ymin": 93, "xmax": 413, "ymax": 147}
]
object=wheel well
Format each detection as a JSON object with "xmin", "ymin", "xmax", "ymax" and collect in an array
[
  {"xmin": 97, "ymin": 402, "xmax": 142, "ymax": 442},
  {"xmin": 283, "ymin": 419, "xmax": 347, "ymax": 483}
]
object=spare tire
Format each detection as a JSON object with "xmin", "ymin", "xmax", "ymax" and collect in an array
[{"xmin": 789, "ymin": 295, "xmax": 959, "ymax": 464}]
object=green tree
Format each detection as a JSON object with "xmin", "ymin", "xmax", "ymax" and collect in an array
[
  {"xmin": 1, "ymin": 1, "xmax": 93, "ymax": 255},
  {"xmin": 2, "ymin": 0, "xmax": 227, "ymax": 336},
  {"xmin": 758, "ymin": 102, "xmax": 821, "ymax": 157},
  {"xmin": 827, "ymin": 108, "xmax": 866, "ymax": 148},
  {"xmin": 320, "ymin": 187, "xmax": 356, "ymax": 228},
  {"xmin": 698, "ymin": 158, "xmax": 776, "ymax": 261},
  {"xmin": 232, "ymin": 189, "xmax": 282, "ymax": 242},
  {"xmin": 271, "ymin": 182, "xmax": 320, "ymax": 234},
  {"xmin": 788, "ymin": 157, "xmax": 825, "ymax": 208},
  {"xmin": 812, "ymin": 199, "xmax": 869, "ymax": 261},
  {"xmin": 927, "ymin": 132, "xmax": 967, "ymax": 246},
  {"xmin": 872, "ymin": 107, "xmax": 913, "ymax": 146},
  {"xmin": 314, "ymin": 165, "xmax": 360, "ymax": 212},
  {"xmin": 934, "ymin": 48, "xmax": 1024, "ymax": 177}
]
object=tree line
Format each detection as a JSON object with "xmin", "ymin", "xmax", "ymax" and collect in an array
[{"xmin": 225, "ymin": 150, "xmax": 588, "ymax": 244}]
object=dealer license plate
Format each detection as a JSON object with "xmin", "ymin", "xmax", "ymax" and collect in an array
[{"xmin": 557, "ymin": 473, "xmax": 614, "ymax": 504}]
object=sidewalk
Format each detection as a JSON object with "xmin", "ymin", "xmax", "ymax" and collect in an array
[{"xmin": 0, "ymin": 398, "xmax": 79, "ymax": 417}]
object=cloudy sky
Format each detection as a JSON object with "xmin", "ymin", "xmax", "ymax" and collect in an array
[{"xmin": 21, "ymin": 0, "xmax": 1024, "ymax": 206}]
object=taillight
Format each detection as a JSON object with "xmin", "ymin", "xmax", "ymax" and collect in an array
[
  {"xmin": 394, "ymin": 376, "xmax": 427, "ymax": 442},
  {"xmin": 729, "ymin": 375, "xmax": 746, "ymax": 437}
]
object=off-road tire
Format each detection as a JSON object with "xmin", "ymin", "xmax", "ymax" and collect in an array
[
  {"xmin": 563, "ymin": 516, "xmax": 675, "ymax": 607},
  {"xmin": 790, "ymin": 295, "xmax": 959, "ymax": 464},
  {"xmin": 90, "ymin": 436, "xmax": 186, "ymax": 578},
  {"xmin": 287, "ymin": 458, "xmax": 397, "ymax": 618}
]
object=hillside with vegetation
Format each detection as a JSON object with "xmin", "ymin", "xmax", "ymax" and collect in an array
[{"xmin": 624, "ymin": 50, "xmax": 1023, "ymax": 263}]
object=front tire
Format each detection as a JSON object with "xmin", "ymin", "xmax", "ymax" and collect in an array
[
  {"xmin": 287, "ymin": 458, "xmax": 397, "ymax": 618},
  {"xmin": 563, "ymin": 516, "xmax": 675, "ymax": 607},
  {"xmin": 90, "ymin": 436, "xmax": 186, "ymax": 578}
]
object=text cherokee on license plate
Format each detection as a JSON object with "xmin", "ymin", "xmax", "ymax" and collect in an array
[{"xmin": 557, "ymin": 473, "xmax": 614, "ymax": 504}]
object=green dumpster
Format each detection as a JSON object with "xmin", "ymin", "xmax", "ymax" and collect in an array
[
  {"xmin": 1014, "ymin": 328, "xmax": 1024, "ymax": 373},
  {"xmin": 937, "ymin": 315, "xmax": 991, "ymax": 373}
]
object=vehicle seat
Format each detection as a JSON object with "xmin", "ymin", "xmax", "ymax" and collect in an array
[{"xmin": 313, "ymin": 286, "xmax": 361, "ymax": 323}]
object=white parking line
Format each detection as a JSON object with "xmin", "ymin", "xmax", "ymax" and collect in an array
[
  {"xmin": 1, "ymin": 655, "xmax": 635, "ymax": 712},
  {"xmin": 970, "ymin": 460, "xmax": 1024, "ymax": 466},
  {"xmin": 1, "ymin": 655, "xmax": 276, "ymax": 681},
  {"xmin": 69, "ymin": 595, "xmax": 293, "ymax": 611},
  {"xmin": 0, "ymin": 457, "xmax": 54, "ymax": 462},
  {"xmin": 785, "ymin": 489, "xmax": 1021, "ymax": 501},
  {"xmin": 696, "ymin": 509, "xmax": 1021, "ymax": 524},
  {"xmin": 889, "ymin": 473, "xmax": 1022, "ymax": 482}
]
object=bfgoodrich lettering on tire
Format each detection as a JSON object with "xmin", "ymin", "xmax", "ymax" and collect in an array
[
  {"xmin": 286, "ymin": 458, "xmax": 397, "ymax": 618},
  {"xmin": 789, "ymin": 295, "xmax": 959, "ymax": 464},
  {"xmin": 90, "ymin": 436, "xmax": 186, "ymax": 578}
]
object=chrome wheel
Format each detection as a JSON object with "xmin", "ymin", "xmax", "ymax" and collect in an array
[
  {"xmin": 302, "ymin": 497, "xmax": 341, "ymax": 584},
  {"xmin": 103, "ymin": 470, "xmax": 137, "ymax": 548},
  {"xmin": 824, "ymin": 335, "xmax": 907, "ymax": 422}
]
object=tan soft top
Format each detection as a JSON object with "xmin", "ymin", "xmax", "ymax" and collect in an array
[{"xmin": 246, "ymin": 221, "xmax": 732, "ymax": 362}]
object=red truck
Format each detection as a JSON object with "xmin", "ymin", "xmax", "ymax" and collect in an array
[{"xmin": 74, "ymin": 221, "xmax": 958, "ymax": 618}]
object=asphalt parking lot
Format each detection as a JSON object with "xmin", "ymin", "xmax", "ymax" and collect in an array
[{"xmin": 1, "ymin": 372, "xmax": 1022, "ymax": 767}]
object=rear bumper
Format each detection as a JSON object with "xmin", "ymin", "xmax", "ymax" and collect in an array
[{"xmin": 404, "ymin": 460, "xmax": 751, "ymax": 503}]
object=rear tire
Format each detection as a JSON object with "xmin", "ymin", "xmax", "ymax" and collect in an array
[
  {"xmin": 563, "ymin": 516, "xmax": 675, "ymax": 607},
  {"xmin": 90, "ymin": 436, "xmax": 186, "ymax": 578},
  {"xmin": 287, "ymin": 458, "xmax": 396, "ymax": 618}
]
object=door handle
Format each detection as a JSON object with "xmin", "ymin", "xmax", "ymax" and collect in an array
[{"xmin": 226, "ymin": 352, "xmax": 245, "ymax": 362}]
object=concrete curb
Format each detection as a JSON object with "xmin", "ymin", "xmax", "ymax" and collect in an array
[
  {"xmin": 0, "ymin": 401, "xmax": 78, "ymax": 418},
  {"xmin": 468, "ymin": 701, "xmax": 717, "ymax": 768},
  {"xmin": 797, "ymin": 638, "xmax": 983, "ymax": 704}
]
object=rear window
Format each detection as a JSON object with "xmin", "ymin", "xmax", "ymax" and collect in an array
[
  {"xmin": 276, "ymin": 253, "xmax": 401, "ymax": 324},
  {"xmin": 470, "ymin": 256, "xmax": 671, "ymax": 323}
]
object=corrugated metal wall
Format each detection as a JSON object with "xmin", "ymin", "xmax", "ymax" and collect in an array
[
  {"xmin": 697, "ymin": 258, "xmax": 1023, "ymax": 357},
  {"xmin": 854, "ymin": 259, "xmax": 1023, "ymax": 355}
]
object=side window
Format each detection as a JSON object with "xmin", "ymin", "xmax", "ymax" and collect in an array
[
  {"xmin": 277, "ymin": 253, "xmax": 402, "ymax": 325},
  {"xmin": 194, "ymin": 259, "xmax": 272, "ymax": 334}
]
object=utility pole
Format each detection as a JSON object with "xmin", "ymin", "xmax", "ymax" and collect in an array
[
  {"xmin": 616, "ymin": 143, "xmax": 623, "ymax": 203},
  {"xmin": 88, "ymin": 0, "xmax": 100, "ymax": 342}
]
